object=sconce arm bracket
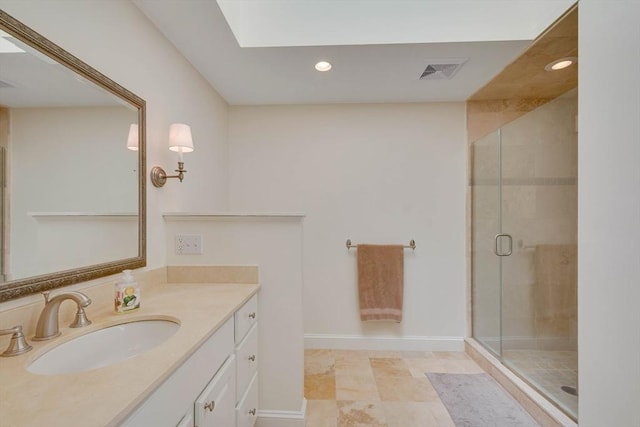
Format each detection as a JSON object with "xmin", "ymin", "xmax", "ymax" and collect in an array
[{"xmin": 150, "ymin": 163, "xmax": 187, "ymax": 188}]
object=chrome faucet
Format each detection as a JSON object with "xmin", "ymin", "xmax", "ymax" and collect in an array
[{"xmin": 33, "ymin": 291, "xmax": 92, "ymax": 341}]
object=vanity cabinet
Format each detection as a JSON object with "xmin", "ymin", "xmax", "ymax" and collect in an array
[
  {"xmin": 121, "ymin": 294, "xmax": 259, "ymax": 427},
  {"xmin": 234, "ymin": 294, "xmax": 259, "ymax": 427},
  {"xmin": 194, "ymin": 355, "xmax": 236, "ymax": 427}
]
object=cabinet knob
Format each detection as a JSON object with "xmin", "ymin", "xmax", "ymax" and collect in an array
[
  {"xmin": 248, "ymin": 312, "xmax": 256, "ymax": 319},
  {"xmin": 249, "ymin": 408, "xmax": 256, "ymax": 416},
  {"xmin": 248, "ymin": 354, "xmax": 256, "ymax": 362},
  {"xmin": 204, "ymin": 400, "xmax": 216, "ymax": 412}
]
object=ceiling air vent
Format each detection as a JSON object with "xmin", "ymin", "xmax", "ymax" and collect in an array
[{"xmin": 419, "ymin": 59, "xmax": 468, "ymax": 80}]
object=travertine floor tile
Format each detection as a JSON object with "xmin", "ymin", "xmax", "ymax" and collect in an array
[
  {"xmin": 433, "ymin": 351, "xmax": 472, "ymax": 360},
  {"xmin": 382, "ymin": 401, "xmax": 443, "ymax": 427},
  {"xmin": 305, "ymin": 355, "xmax": 336, "ymax": 375},
  {"xmin": 424, "ymin": 401, "xmax": 456, "ymax": 427},
  {"xmin": 305, "ymin": 350, "xmax": 484, "ymax": 426},
  {"xmin": 332, "ymin": 349, "xmax": 371, "ymax": 360},
  {"xmin": 305, "ymin": 374, "xmax": 337, "ymax": 400},
  {"xmin": 307, "ymin": 400, "xmax": 338, "ymax": 427},
  {"xmin": 336, "ymin": 374, "xmax": 380, "ymax": 401},
  {"xmin": 370, "ymin": 358, "xmax": 411, "ymax": 377},
  {"xmin": 335, "ymin": 357, "xmax": 374, "ymax": 377},
  {"xmin": 404, "ymin": 358, "xmax": 446, "ymax": 377},
  {"xmin": 365, "ymin": 350, "xmax": 403, "ymax": 358},
  {"xmin": 337, "ymin": 401, "xmax": 388, "ymax": 427},
  {"xmin": 374, "ymin": 375, "xmax": 438, "ymax": 402}
]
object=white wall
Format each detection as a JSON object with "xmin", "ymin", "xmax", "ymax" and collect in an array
[
  {"xmin": 578, "ymin": 2, "xmax": 640, "ymax": 426},
  {"xmin": 164, "ymin": 215, "xmax": 305, "ymax": 424},
  {"xmin": 228, "ymin": 103, "xmax": 467, "ymax": 349},
  {"xmin": 0, "ymin": 0, "xmax": 230, "ymax": 271}
]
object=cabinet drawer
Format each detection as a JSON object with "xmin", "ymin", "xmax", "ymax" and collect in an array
[
  {"xmin": 194, "ymin": 355, "xmax": 236, "ymax": 427},
  {"xmin": 236, "ymin": 373, "xmax": 258, "ymax": 427},
  {"xmin": 235, "ymin": 294, "xmax": 258, "ymax": 344},
  {"xmin": 235, "ymin": 322, "xmax": 258, "ymax": 403}
]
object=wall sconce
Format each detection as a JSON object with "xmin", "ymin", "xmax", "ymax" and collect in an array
[
  {"xmin": 150, "ymin": 123, "xmax": 194, "ymax": 188},
  {"xmin": 127, "ymin": 124, "xmax": 139, "ymax": 151}
]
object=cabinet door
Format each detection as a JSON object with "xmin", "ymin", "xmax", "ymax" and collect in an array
[
  {"xmin": 195, "ymin": 355, "xmax": 236, "ymax": 427},
  {"xmin": 235, "ymin": 323, "xmax": 258, "ymax": 404},
  {"xmin": 236, "ymin": 374, "xmax": 258, "ymax": 427}
]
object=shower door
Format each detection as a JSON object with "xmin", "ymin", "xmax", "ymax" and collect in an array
[
  {"xmin": 499, "ymin": 95, "xmax": 578, "ymax": 419},
  {"xmin": 471, "ymin": 93, "xmax": 579, "ymax": 420},
  {"xmin": 471, "ymin": 129, "xmax": 502, "ymax": 357}
]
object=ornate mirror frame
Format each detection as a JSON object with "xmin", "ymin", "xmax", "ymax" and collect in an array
[{"xmin": 0, "ymin": 10, "xmax": 146, "ymax": 302}]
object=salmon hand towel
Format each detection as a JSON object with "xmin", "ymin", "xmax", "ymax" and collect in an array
[{"xmin": 357, "ymin": 244, "xmax": 404, "ymax": 322}]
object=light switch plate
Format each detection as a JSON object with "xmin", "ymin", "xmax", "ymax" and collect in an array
[{"xmin": 175, "ymin": 234, "xmax": 203, "ymax": 254}]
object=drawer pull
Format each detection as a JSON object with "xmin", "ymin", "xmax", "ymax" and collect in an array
[
  {"xmin": 248, "ymin": 354, "xmax": 256, "ymax": 362},
  {"xmin": 249, "ymin": 408, "xmax": 256, "ymax": 416},
  {"xmin": 248, "ymin": 312, "xmax": 256, "ymax": 319},
  {"xmin": 204, "ymin": 400, "xmax": 216, "ymax": 412}
]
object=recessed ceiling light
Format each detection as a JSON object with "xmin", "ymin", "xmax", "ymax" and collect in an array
[
  {"xmin": 315, "ymin": 61, "xmax": 332, "ymax": 72},
  {"xmin": 545, "ymin": 57, "xmax": 578, "ymax": 71}
]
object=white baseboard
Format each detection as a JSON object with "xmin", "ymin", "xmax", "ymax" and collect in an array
[
  {"xmin": 256, "ymin": 399, "xmax": 307, "ymax": 427},
  {"xmin": 304, "ymin": 334, "xmax": 464, "ymax": 351}
]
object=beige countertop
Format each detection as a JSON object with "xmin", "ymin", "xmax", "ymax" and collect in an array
[{"xmin": 0, "ymin": 282, "xmax": 259, "ymax": 427}]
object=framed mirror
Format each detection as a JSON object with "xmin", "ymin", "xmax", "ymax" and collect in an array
[{"xmin": 0, "ymin": 10, "xmax": 146, "ymax": 302}]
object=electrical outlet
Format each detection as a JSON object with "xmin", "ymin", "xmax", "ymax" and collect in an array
[{"xmin": 175, "ymin": 234, "xmax": 203, "ymax": 255}]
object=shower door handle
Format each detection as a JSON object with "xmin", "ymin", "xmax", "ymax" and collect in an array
[{"xmin": 494, "ymin": 234, "xmax": 513, "ymax": 256}]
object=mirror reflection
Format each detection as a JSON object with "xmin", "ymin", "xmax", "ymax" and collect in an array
[{"xmin": 0, "ymin": 13, "xmax": 144, "ymax": 298}]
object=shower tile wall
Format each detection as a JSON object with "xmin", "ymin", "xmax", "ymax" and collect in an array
[{"xmin": 466, "ymin": 99, "xmax": 551, "ymax": 144}]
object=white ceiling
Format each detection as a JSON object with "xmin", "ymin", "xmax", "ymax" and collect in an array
[{"xmin": 133, "ymin": 0, "xmax": 575, "ymax": 105}]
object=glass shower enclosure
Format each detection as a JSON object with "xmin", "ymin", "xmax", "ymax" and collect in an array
[{"xmin": 471, "ymin": 91, "xmax": 578, "ymax": 419}]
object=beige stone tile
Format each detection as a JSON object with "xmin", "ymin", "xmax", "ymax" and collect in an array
[
  {"xmin": 370, "ymin": 358, "xmax": 411, "ymax": 378},
  {"xmin": 375, "ymin": 375, "xmax": 439, "ymax": 402},
  {"xmin": 433, "ymin": 352, "xmax": 471, "ymax": 360},
  {"xmin": 306, "ymin": 400, "xmax": 338, "ymax": 427},
  {"xmin": 336, "ymin": 375, "xmax": 380, "ymax": 401},
  {"xmin": 437, "ymin": 359, "xmax": 485, "ymax": 374},
  {"xmin": 305, "ymin": 353, "xmax": 336, "ymax": 375},
  {"xmin": 404, "ymin": 358, "xmax": 446, "ymax": 376},
  {"xmin": 337, "ymin": 401, "xmax": 388, "ymax": 427},
  {"xmin": 335, "ymin": 357, "xmax": 374, "ymax": 377},
  {"xmin": 382, "ymin": 401, "xmax": 445, "ymax": 427},
  {"xmin": 399, "ymin": 350, "xmax": 435, "ymax": 358},
  {"xmin": 332, "ymin": 349, "xmax": 371, "ymax": 360},
  {"xmin": 365, "ymin": 350, "xmax": 404, "ymax": 358},
  {"xmin": 305, "ymin": 374, "xmax": 336, "ymax": 400},
  {"xmin": 424, "ymin": 401, "xmax": 456, "ymax": 427}
]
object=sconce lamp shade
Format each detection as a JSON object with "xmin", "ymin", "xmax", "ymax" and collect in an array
[
  {"xmin": 150, "ymin": 123, "xmax": 194, "ymax": 187},
  {"xmin": 168, "ymin": 123, "xmax": 194, "ymax": 153},
  {"xmin": 127, "ymin": 124, "xmax": 139, "ymax": 151}
]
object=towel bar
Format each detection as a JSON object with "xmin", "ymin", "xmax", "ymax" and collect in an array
[{"xmin": 346, "ymin": 239, "xmax": 416, "ymax": 250}]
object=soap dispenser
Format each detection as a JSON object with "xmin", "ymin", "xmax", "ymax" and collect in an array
[{"xmin": 115, "ymin": 270, "xmax": 141, "ymax": 313}]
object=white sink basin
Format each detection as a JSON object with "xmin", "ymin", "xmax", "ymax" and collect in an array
[{"xmin": 27, "ymin": 319, "xmax": 180, "ymax": 375}]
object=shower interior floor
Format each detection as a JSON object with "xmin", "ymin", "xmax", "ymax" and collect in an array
[{"xmin": 503, "ymin": 349, "xmax": 578, "ymax": 418}]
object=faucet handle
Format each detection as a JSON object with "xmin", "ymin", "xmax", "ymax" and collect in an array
[
  {"xmin": 70, "ymin": 307, "xmax": 92, "ymax": 328},
  {"xmin": 0, "ymin": 325, "xmax": 33, "ymax": 357}
]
